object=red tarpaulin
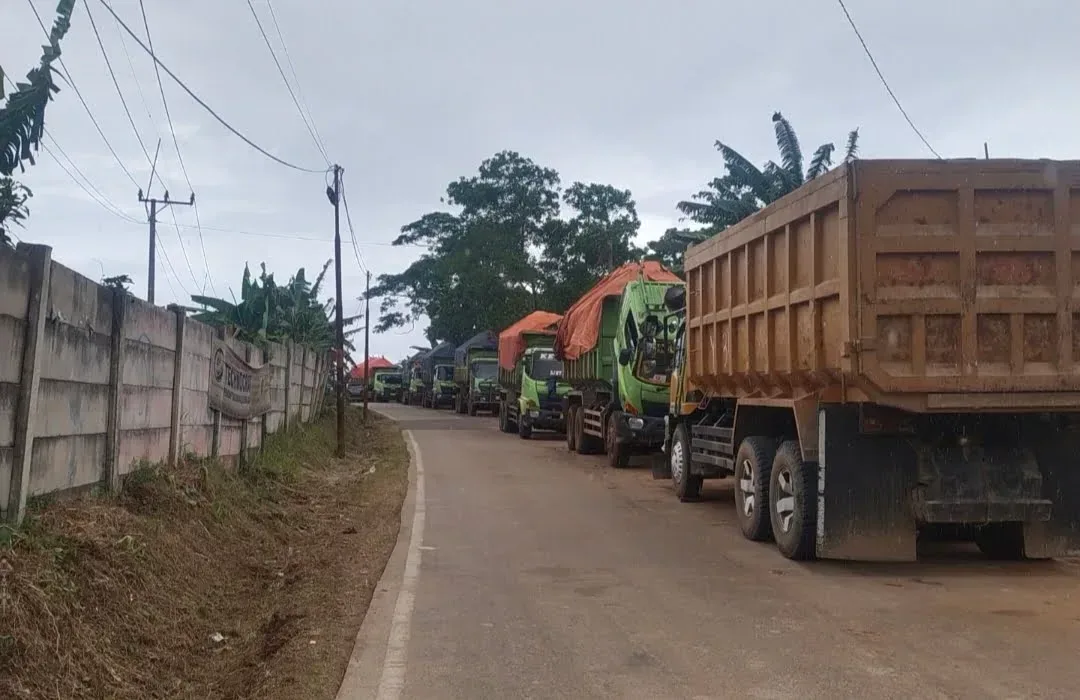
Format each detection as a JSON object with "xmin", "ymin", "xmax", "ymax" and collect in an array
[
  {"xmin": 348, "ymin": 356, "xmax": 395, "ymax": 380},
  {"xmin": 498, "ymin": 311, "xmax": 562, "ymax": 370},
  {"xmin": 554, "ymin": 261, "xmax": 681, "ymax": 361}
]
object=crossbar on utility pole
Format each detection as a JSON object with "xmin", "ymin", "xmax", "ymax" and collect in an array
[
  {"xmin": 329, "ymin": 165, "xmax": 346, "ymax": 457},
  {"xmin": 363, "ymin": 270, "xmax": 371, "ymax": 421},
  {"xmin": 138, "ymin": 189, "xmax": 194, "ymax": 304}
]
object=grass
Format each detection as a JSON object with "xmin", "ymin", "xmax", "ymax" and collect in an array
[{"xmin": 0, "ymin": 407, "xmax": 409, "ymax": 700}]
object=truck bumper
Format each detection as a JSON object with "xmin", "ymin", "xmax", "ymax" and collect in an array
[
  {"xmin": 523, "ymin": 407, "xmax": 564, "ymax": 431},
  {"xmin": 614, "ymin": 413, "xmax": 666, "ymax": 450}
]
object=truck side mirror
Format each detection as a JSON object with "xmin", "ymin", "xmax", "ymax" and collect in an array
[{"xmin": 618, "ymin": 347, "xmax": 632, "ymax": 366}]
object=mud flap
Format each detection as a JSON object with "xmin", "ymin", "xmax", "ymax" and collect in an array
[
  {"xmin": 1023, "ymin": 417, "xmax": 1080, "ymax": 559},
  {"xmin": 651, "ymin": 452, "xmax": 671, "ymax": 480},
  {"xmin": 817, "ymin": 405, "xmax": 918, "ymax": 562}
]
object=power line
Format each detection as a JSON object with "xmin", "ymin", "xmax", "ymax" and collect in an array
[
  {"xmin": 40, "ymin": 133, "xmax": 143, "ymax": 225},
  {"xmin": 137, "ymin": 0, "xmax": 214, "ymax": 293},
  {"xmin": 266, "ymin": 0, "xmax": 330, "ymax": 161},
  {"xmin": 99, "ymin": 0, "xmax": 328, "ymax": 174},
  {"xmin": 245, "ymin": 0, "xmax": 330, "ymax": 165},
  {"xmin": 339, "ymin": 173, "xmax": 368, "ymax": 274},
  {"xmin": 25, "ymin": 0, "xmax": 141, "ymax": 187},
  {"xmin": 835, "ymin": 0, "xmax": 941, "ymax": 158}
]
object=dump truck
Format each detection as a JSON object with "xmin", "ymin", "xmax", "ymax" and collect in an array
[
  {"xmin": 418, "ymin": 342, "xmax": 456, "ymax": 409},
  {"xmin": 401, "ymin": 352, "xmax": 425, "ymax": 405},
  {"xmin": 555, "ymin": 262, "xmax": 684, "ymax": 467},
  {"xmin": 454, "ymin": 330, "xmax": 499, "ymax": 415},
  {"xmin": 371, "ymin": 367, "xmax": 404, "ymax": 402},
  {"xmin": 653, "ymin": 158, "xmax": 1080, "ymax": 562},
  {"xmin": 498, "ymin": 311, "xmax": 570, "ymax": 438}
]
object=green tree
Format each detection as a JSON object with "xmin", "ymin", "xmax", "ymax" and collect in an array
[
  {"xmin": 0, "ymin": 0, "xmax": 76, "ymax": 243},
  {"xmin": 190, "ymin": 261, "xmax": 361, "ymax": 352},
  {"xmin": 370, "ymin": 151, "xmax": 562, "ymax": 346},
  {"xmin": 664, "ymin": 112, "xmax": 859, "ymax": 248},
  {"xmin": 537, "ymin": 182, "xmax": 644, "ymax": 311}
]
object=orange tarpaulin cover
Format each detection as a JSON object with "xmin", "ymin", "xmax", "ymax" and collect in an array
[
  {"xmin": 498, "ymin": 311, "xmax": 563, "ymax": 370},
  {"xmin": 554, "ymin": 261, "xmax": 681, "ymax": 361},
  {"xmin": 348, "ymin": 356, "xmax": 395, "ymax": 380}
]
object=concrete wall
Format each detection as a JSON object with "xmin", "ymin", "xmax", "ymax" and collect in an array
[{"xmin": 0, "ymin": 244, "xmax": 332, "ymax": 522}]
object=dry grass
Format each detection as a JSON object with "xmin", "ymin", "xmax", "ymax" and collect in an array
[{"xmin": 0, "ymin": 407, "xmax": 409, "ymax": 700}]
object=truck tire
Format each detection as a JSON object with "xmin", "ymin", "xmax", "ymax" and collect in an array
[
  {"xmin": 566, "ymin": 406, "xmax": 578, "ymax": 452},
  {"xmin": 499, "ymin": 402, "xmax": 514, "ymax": 433},
  {"xmin": 518, "ymin": 413, "xmax": 532, "ymax": 439},
  {"xmin": 671, "ymin": 423, "xmax": 702, "ymax": 501},
  {"xmin": 574, "ymin": 408, "xmax": 593, "ymax": 455},
  {"xmin": 734, "ymin": 436, "xmax": 776, "ymax": 542},
  {"xmin": 468, "ymin": 397, "xmax": 478, "ymax": 416},
  {"xmin": 606, "ymin": 412, "xmax": 630, "ymax": 468},
  {"xmin": 974, "ymin": 523, "xmax": 1028, "ymax": 560},
  {"xmin": 769, "ymin": 440, "xmax": 817, "ymax": 561}
]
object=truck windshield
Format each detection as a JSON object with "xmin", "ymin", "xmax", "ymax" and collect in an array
[
  {"xmin": 434, "ymin": 365, "xmax": 453, "ymax": 381},
  {"xmin": 472, "ymin": 362, "xmax": 498, "ymax": 379},
  {"xmin": 530, "ymin": 351, "xmax": 563, "ymax": 379},
  {"xmin": 637, "ymin": 338, "xmax": 675, "ymax": 384},
  {"xmin": 377, "ymin": 373, "xmax": 402, "ymax": 384}
]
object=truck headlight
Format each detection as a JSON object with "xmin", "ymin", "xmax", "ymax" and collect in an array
[{"xmin": 628, "ymin": 417, "xmax": 645, "ymax": 430}]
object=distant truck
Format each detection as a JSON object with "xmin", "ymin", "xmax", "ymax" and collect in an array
[
  {"xmin": 454, "ymin": 331, "xmax": 499, "ymax": 415},
  {"xmin": 498, "ymin": 311, "xmax": 570, "ymax": 438},
  {"xmin": 418, "ymin": 342, "xmax": 456, "ymax": 409},
  {"xmin": 654, "ymin": 158, "xmax": 1080, "ymax": 562},
  {"xmin": 556, "ymin": 262, "xmax": 683, "ymax": 468},
  {"xmin": 401, "ymin": 352, "xmax": 425, "ymax": 405},
  {"xmin": 370, "ymin": 368, "xmax": 403, "ymax": 402}
]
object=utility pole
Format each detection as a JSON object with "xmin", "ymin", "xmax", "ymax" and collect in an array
[
  {"xmin": 363, "ymin": 270, "xmax": 371, "ymax": 421},
  {"xmin": 327, "ymin": 165, "xmax": 346, "ymax": 457},
  {"xmin": 138, "ymin": 189, "xmax": 194, "ymax": 304}
]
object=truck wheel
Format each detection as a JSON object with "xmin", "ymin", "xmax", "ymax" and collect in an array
[
  {"xmin": 769, "ymin": 441, "xmax": 817, "ymax": 560},
  {"xmin": 574, "ymin": 408, "xmax": 592, "ymax": 455},
  {"xmin": 518, "ymin": 414, "xmax": 532, "ymax": 439},
  {"xmin": 671, "ymin": 423, "xmax": 702, "ymax": 501},
  {"xmin": 974, "ymin": 523, "xmax": 1027, "ymax": 560},
  {"xmin": 468, "ymin": 397, "xmax": 478, "ymax": 416},
  {"xmin": 499, "ymin": 402, "xmax": 514, "ymax": 433},
  {"xmin": 606, "ymin": 412, "xmax": 630, "ymax": 468},
  {"xmin": 734, "ymin": 436, "xmax": 776, "ymax": 542},
  {"xmin": 566, "ymin": 406, "xmax": 578, "ymax": 452}
]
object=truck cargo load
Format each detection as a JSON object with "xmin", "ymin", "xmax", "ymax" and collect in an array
[
  {"xmin": 660, "ymin": 158, "xmax": 1080, "ymax": 563},
  {"xmin": 496, "ymin": 311, "xmax": 568, "ymax": 438},
  {"xmin": 499, "ymin": 311, "xmax": 562, "ymax": 371},
  {"xmin": 555, "ymin": 262, "xmax": 684, "ymax": 467}
]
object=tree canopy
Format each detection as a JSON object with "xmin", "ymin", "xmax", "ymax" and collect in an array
[
  {"xmin": 646, "ymin": 112, "xmax": 860, "ymax": 265},
  {"xmin": 369, "ymin": 150, "xmax": 645, "ymax": 346},
  {"xmin": 189, "ymin": 261, "xmax": 362, "ymax": 354}
]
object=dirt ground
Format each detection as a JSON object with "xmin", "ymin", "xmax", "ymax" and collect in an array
[{"xmin": 0, "ymin": 407, "xmax": 408, "ymax": 700}]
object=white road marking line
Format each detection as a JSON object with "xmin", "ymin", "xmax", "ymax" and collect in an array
[{"xmin": 376, "ymin": 429, "xmax": 426, "ymax": 700}]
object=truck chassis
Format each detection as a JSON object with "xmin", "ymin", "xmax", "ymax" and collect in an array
[{"xmin": 566, "ymin": 387, "xmax": 666, "ymax": 468}]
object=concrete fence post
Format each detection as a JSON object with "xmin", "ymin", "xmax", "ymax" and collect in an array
[
  {"xmin": 283, "ymin": 341, "xmax": 293, "ymax": 430},
  {"xmin": 262, "ymin": 345, "xmax": 270, "ymax": 444},
  {"xmin": 167, "ymin": 305, "xmax": 185, "ymax": 466},
  {"xmin": 210, "ymin": 327, "xmax": 224, "ymax": 459},
  {"xmin": 6, "ymin": 244, "xmax": 52, "ymax": 525},
  {"xmin": 103, "ymin": 285, "xmax": 127, "ymax": 494},
  {"xmin": 239, "ymin": 345, "xmax": 251, "ymax": 470},
  {"xmin": 298, "ymin": 346, "xmax": 308, "ymax": 423}
]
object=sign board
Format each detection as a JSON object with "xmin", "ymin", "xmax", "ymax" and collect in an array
[{"xmin": 208, "ymin": 338, "xmax": 272, "ymax": 420}]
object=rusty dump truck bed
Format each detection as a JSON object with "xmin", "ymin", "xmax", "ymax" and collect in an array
[{"xmin": 684, "ymin": 159, "xmax": 1080, "ymax": 413}]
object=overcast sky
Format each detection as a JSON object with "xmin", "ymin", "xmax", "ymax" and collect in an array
[{"xmin": 5, "ymin": 0, "xmax": 1077, "ymax": 361}]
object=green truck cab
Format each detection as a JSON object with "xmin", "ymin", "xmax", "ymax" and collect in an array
[
  {"xmin": 557, "ymin": 262, "xmax": 683, "ymax": 468},
  {"xmin": 497, "ymin": 311, "xmax": 570, "ymax": 439},
  {"xmin": 370, "ymin": 369, "xmax": 403, "ymax": 402},
  {"xmin": 454, "ymin": 331, "xmax": 499, "ymax": 415},
  {"xmin": 401, "ymin": 353, "xmax": 425, "ymax": 405}
]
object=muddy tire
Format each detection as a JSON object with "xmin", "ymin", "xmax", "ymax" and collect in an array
[
  {"xmin": 606, "ymin": 412, "xmax": 630, "ymax": 468},
  {"xmin": 769, "ymin": 441, "xmax": 817, "ymax": 560},
  {"xmin": 974, "ymin": 523, "xmax": 1028, "ymax": 560},
  {"xmin": 670, "ymin": 423, "xmax": 702, "ymax": 501},
  {"xmin": 499, "ymin": 402, "xmax": 515, "ymax": 434},
  {"xmin": 468, "ymin": 397, "xmax": 478, "ymax": 416},
  {"xmin": 518, "ymin": 413, "xmax": 532, "ymax": 439},
  {"xmin": 574, "ymin": 408, "xmax": 593, "ymax": 455},
  {"xmin": 734, "ymin": 437, "xmax": 776, "ymax": 542},
  {"xmin": 566, "ymin": 406, "xmax": 578, "ymax": 452}
]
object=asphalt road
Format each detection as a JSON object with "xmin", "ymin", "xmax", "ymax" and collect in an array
[{"xmin": 339, "ymin": 403, "xmax": 1080, "ymax": 700}]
